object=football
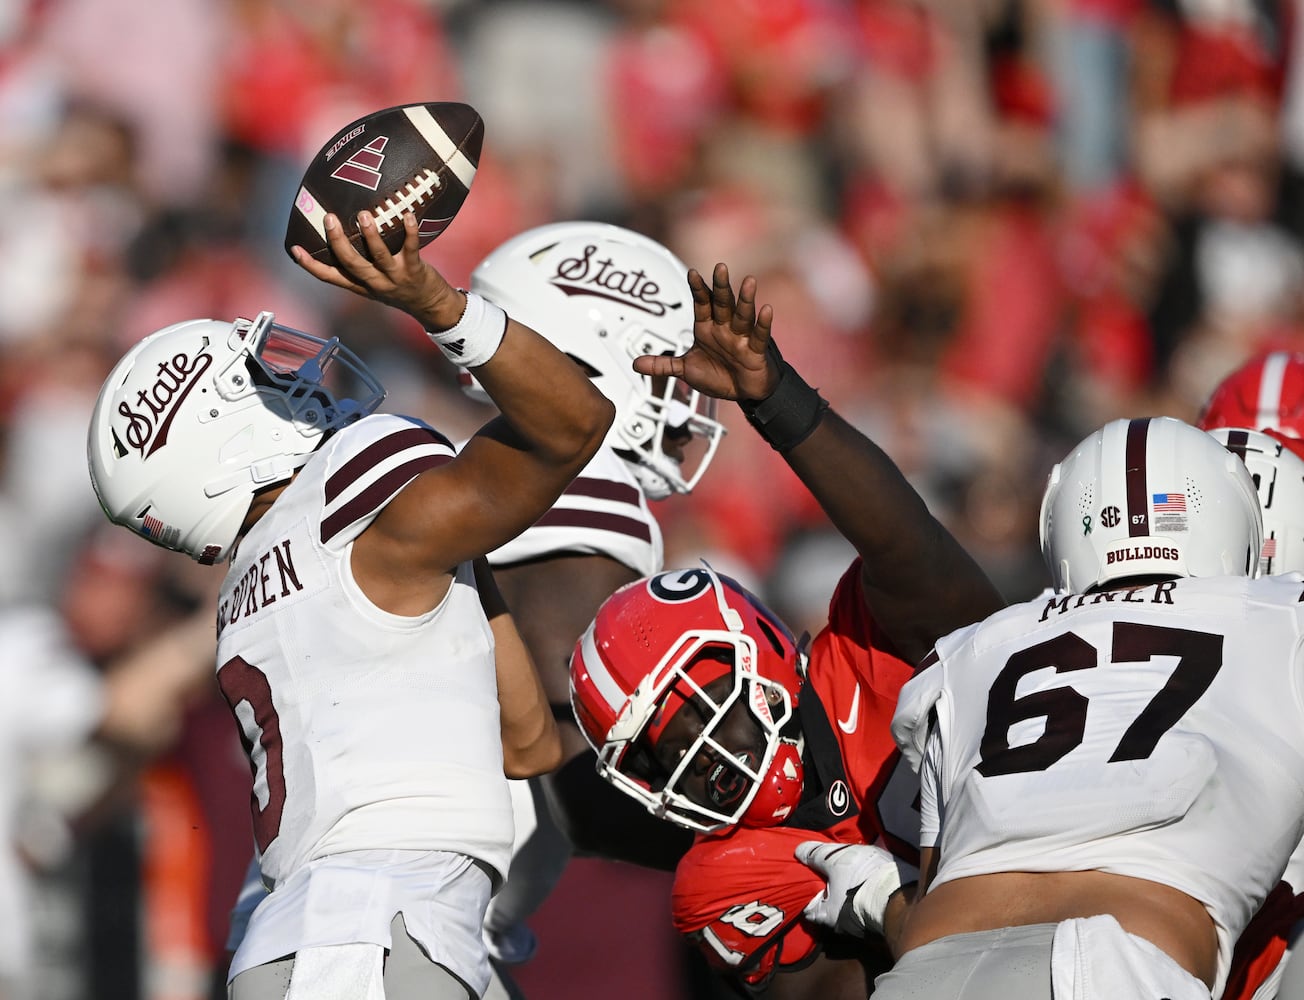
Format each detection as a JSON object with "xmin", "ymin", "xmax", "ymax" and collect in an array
[{"xmin": 285, "ymin": 101, "xmax": 484, "ymax": 267}]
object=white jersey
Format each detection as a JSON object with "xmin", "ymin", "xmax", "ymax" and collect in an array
[
  {"xmin": 483, "ymin": 445, "xmax": 662, "ymax": 575},
  {"xmin": 892, "ymin": 573, "xmax": 1304, "ymax": 997},
  {"xmin": 0, "ymin": 607, "xmax": 103, "ymax": 981},
  {"xmin": 216, "ymin": 413, "xmax": 513, "ymax": 891},
  {"xmin": 224, "ymin": 441, "xmax": 667, "ymax": 959}
]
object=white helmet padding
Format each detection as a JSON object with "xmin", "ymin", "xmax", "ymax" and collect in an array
[{"xmin": 1039, "ymin": 416, "xmax": 1263, "ymax": 593}]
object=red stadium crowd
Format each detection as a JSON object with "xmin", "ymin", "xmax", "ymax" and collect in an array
[{"xmin": 0, "ymin": 1, "xmax": 1302, "ymax": 998}]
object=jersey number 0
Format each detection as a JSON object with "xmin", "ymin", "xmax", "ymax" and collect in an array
[{"xmin": 218, "ymin": 656, "xmax": 287, "ymax": 852}]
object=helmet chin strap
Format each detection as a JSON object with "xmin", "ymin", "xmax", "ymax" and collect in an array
[
  {"xmin": 629, "ymin": 461, "xmax": 674, "ymax": 501},
  {"xmin": 203, "ymin": 453, "xmax": 310, "ymax": 498}
]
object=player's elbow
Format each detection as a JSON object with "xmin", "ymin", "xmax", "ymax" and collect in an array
[
  {"xmin": 590, "ymin": 395, "xmax": 616, "ymax": 452},
  {"xmin": 554, "ymin": 394, "xmax": 614, "ymax": 470},
  {"xmin": 547, "ymin": 391, "xmax": 612, "ymax": 469},
  {"xmin": 503, "ymin": 725, "xmax": 563, "ymax": 779}
]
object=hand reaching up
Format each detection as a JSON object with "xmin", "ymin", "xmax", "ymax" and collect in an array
[{"xmin": 633, "ymin": 263, "xmax": 780, "ymax": 402}]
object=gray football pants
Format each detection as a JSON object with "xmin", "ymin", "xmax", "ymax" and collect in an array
[
  {"xmin": 1266, "ymin": 917, "xmax": 1304, "ymax": 1000},
  {"xmin": 870, "ymin": 924, "xmax": 1054, "ymax": 1000},
  {"xmin": 228, "ymin": 913, "xmax": 476, "ymax": 1000}
]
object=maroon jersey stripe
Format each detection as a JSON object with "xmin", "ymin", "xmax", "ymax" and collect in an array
[
  {"xmin": 532, "ymin": 508, "xmax": 653, "ymax": 543},
  {"xmin": 321, "ymin": 453, "xmax": 452, "ymax": 543},
  {"xmin": 1125, "ymin": 418, "xmax": 1150, "ymax": 537},
  {"xmin": 563, "ymin": 477, "xmax": 641, "ymax": 505},
  {"xmin": 325, "ymin": 426, "xmax": 454, "ymax": 504}
]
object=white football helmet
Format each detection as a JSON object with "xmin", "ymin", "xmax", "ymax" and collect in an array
[
  {"xmin": 1207, "ymin": 426, "xmax": 1304, "ymax": 575},
  {"xmin": 88, "ymin": 311, "xmax": 385, "ymax": 565},
  {"xmin": 461, "ymin": 221, "xmax": 725, "ymax": 499},
  {"xmin": 1040, "ymin": 416, "xmax": 1263, "ymax": 592}
]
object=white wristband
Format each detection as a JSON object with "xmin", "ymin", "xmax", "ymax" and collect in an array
[
  {"xmin": 851, "ymin": 857, "xmax": 919, "ymax": 937},
  {"xmin": 427, "ymin": 291, "xmax": 507, "ymax": 368}
]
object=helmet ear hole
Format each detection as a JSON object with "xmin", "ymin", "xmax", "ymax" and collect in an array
[{"xmin": 754, "ymin": 617, "xmax": 786, "ymax": 658}]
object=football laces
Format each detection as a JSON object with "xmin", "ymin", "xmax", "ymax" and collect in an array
[{"xmin": 373, "ymin": 168, "xmax": 443, "ymax": 230}]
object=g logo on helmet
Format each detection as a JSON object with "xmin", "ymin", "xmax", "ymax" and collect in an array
[{"xmin": 648, "ymin": 568, "xmax": 713, "ymax": 603}]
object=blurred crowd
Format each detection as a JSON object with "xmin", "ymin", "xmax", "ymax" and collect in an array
[{"xmin": 1, "ymin": 0, "xmax": 1302, "ymax": 998}]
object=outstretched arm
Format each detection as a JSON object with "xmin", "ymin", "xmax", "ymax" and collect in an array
[
  {"xmin": 292, "ymin": 212, "xmax": 615, "ymax": 597},
  {"xmin": 635, "ymin": 264, "xmax": 1004, "ymax": 663}
]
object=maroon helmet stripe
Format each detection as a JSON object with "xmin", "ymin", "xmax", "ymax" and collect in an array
[
  {"xmin": 1125, "ymin": 418, "xmax": 1150, "ymax": 537},
  {"xmin": 563, "ymin": 477, "xmax": 641, "ymax": 505},
  {"xmin": 325, "ymin": 426, "xmax": 454, "ymax": 503},
  {"xmin": 321, "ymin": 453, "xmax": 452, "ymax": 543},
  {"xmin": 1223, "ymin": 428, "xmax": 1250, "ymax": 462},
  {"xmin": 532, "ymin": 508, "xmax": 653, "ymax": 543}
]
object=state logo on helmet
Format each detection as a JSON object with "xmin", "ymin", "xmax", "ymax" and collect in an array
[
  {"xmin": 1040, "ymin": 416, "xmax": 1263, "ymax": 593},
  {"xmin": 570, "ymin": 565, "xmax": 807, "ymax": 833},
  {"xmin": 1198, "ymin": 350, "xmax": 1304, "ymax": 461},
  {"xmin": 459, "ymin": 221, "xmax": 726, "ymax": 499},
  {"xmin": 88, "ymin": 312, "xmax": 385, "ymax": 564}
]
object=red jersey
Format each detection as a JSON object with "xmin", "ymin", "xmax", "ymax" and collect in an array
[
  {"xmin": 670, "ymin": 560, "xmax": 920, "ymax": 988},
  {"xmin": 1224, "ymin": 879, "xmax": 1304, "ymax": 1000}
]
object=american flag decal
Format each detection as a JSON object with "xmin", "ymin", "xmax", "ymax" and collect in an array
[
  {"xmin": 1152, "ymin": 492, "xmax": 1187, "ymax": 512},
  {"xmin": 142, "ymin": 512, "xmax": 167, "ymax": 538},
  {"xmin": 1264, "ymin": 537, "xmax": 1278, "ymax": 558}
]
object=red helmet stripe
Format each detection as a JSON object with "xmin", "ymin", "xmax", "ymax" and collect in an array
[{"xmin": 577, "ymin": 627, "xmax": 628, "ymax": 719}]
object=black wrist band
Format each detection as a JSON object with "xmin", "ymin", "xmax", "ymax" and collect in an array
[{"xmin": 738, "ymin": 343, "xmax": 829, "ymax": 453}]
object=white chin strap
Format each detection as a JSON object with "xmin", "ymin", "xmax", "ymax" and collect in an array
[{"xmin": 631, "ymin": 462, "xmax": 674, "ymax": 501}]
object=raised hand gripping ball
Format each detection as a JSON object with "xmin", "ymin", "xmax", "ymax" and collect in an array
[{"xmin": 286, "ymin": 101, "xmax": 484, "ymax": 266}]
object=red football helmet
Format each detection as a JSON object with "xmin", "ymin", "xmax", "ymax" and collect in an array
[
  {"xmin": 570, "ymin": 566, "xmax": 808, "ymax": 833},
  {"xmin": 1198, "ymin": 351, "xmax": 1304, "ymax": 461}
]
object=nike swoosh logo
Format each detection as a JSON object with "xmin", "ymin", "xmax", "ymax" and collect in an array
[{"xmin": 837, "ymin": 685, "xmax": 861, "ymax": 734}]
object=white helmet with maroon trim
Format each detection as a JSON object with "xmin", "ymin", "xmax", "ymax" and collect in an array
[
  {"xmin": 1208, "ymin": 426, "xmax": 1304, "ymax": 575},
  {"xmin": 1039, "ymin": 416, "xmax": 1262, "ymax": 592},
  {"xmin": 461, "ymin": 221, "xmax": 725, "ymax": 500},
  {"xmin": 88, "ymin": 312, "xmax": 384, "ymax": 564}
]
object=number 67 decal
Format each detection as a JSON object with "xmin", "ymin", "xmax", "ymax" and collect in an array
[{"xmin": 977, "ymin": 623, "xmax": 1222, "ymax": 777}]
